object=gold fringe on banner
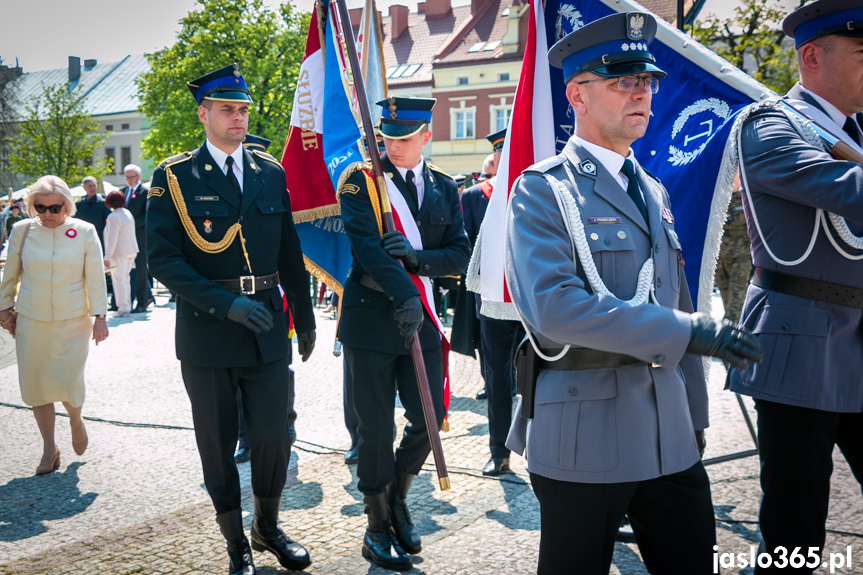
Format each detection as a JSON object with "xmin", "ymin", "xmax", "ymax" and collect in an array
[
  {"xmin": 303, "ymin": 255, "xmax": 344, "ymax": 297},
  {"xmin": 292, "ymin": 202, "xmax": 341, "ymax": 224}
]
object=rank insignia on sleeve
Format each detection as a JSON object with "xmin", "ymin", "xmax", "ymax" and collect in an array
[
  {"xmin": 148, "ymin": 187, "xmax": 165, "ymax": 199},
  {"xmin": 578, "ymin": 159, "xmax": 597, "ymax": 176},
  {"xmin": 203, "ymin": 219, "xmax": 213, "ymax": 234},
  {"xmin": 341, "ymin": 183, "xmax": 361, "ymax": 195}
]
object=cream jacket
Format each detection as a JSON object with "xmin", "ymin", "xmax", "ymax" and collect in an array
[
  {"xmin": 103, "ymin": 208, "xmax": 138, "ymax": 264},
  {"xmin": 0, "ymin": 218, "xmax": 108, "ymax": 320}
]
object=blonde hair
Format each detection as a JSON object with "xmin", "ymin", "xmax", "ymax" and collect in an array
[{"xmin": 26, "ymin": 175, "xmax": 77, "ymax": 217}]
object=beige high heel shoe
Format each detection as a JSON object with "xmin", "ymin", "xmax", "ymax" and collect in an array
[
  {"xmin": 71, "ymin": 420, "xmax": 88, "ymax": 456},
  {"xmin": 36, "ymin": 445, "xmax": 60, "ymax": 475}
]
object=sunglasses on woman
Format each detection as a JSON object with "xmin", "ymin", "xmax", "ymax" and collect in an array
[{"xmin": 34, "ymin": 203, "xmax": 64, "ymax": 214}]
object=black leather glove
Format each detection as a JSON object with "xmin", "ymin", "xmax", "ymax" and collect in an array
[
  {"xmin": 382, "ymin": 230, "xmax": 420, "ymax": 274},
  {"xmin": 226, "ymin": 296, "xmax": 274, "ymax": 334},
  {"xmin": 695, "ymin": 429, "xmax": 706, "ymax": 458},
  {"xmin": 394, "ymin": 295, "xmax": 424, "ymax": 349},
  {"xmin": 297, "ymin": 330, "xmax": 316, "ymax": 362},
  {"xmin": 686, "ymin": 312, "xmax": 763, "ymax": 369}
]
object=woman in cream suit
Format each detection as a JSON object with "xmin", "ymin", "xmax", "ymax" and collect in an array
[
  {"xmin": 103, "ymin": 191, "xmax": 138, "ymax": 317},
  {"xmin": 0, "ymin": 175, "xmax": 108, "ymax": 475}
]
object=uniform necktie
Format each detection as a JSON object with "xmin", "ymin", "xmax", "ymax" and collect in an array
[
  {"xmin": 225, "ymin": 156, "xmax": 241, "ymax": 194},
  {"xmin": 620, "ymin": 159, "xmax": 648, "ymax": 223},
  {"xmin": 406, "ymin": 170, "xmax": 418, "ymax": 204},
  {"xmin": 843, "ymin": 116, "xmax": 861, "ymax": 147}
]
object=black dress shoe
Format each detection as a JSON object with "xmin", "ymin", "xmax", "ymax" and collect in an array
[
  {"xmin": 482, "ymin": 456, "xmax": 511, "ymax": 476},
  {"xmin": 345, "ymin": 443, "xmax": 358, "ymax": 465},
  {"xmin": 130, "ymin": 306, "xmax": 148, "ymax": 314},
  {"xmin": 234, "ymin": 446, "xmax": 251, "ymax": 463},
  {"xmin": 475, "ymin": 387, "xmax": 487, "ymax": 400},
  {"xmin": 250, "ymin": 496, "xmax": 311, "ymax": 571},
  {"xmin": 108, "ymin": 304, "xmax": 119, "ymax": 312}
]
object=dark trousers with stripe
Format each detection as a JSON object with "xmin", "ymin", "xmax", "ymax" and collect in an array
[
  {"xmin": 182, "ymin": 357, "xmax": 291, "ymax": 514},
  {"xmin": 344, "ymin": 345, "xmax": 444, "ymax": 495}
]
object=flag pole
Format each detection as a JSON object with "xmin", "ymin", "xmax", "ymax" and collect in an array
[{"xmin": 331, "ymin": 0, "xmax": 451, "ymax": 491}]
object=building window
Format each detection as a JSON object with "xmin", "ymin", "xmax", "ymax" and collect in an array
[
  {"xmin": 105, "ymin": 148, "xmax": 115, "ymax": 173},
  {"xmin": 121, "ymin": 147, "xmax": 132, "ymax": 169},
  {"xmin": 498, "ymin": 72, "xmax": 510, "ymax": 82},
  {"xmin": 451, "ymin": 106, "xmax": 475, "ymax": 140},
  {"xmin": 105, "ymin": 124, "xmax": 113, "ymax": 131},
  {"xmin": 490, "ymin": 106, "xmax": 512, "ymax": 132},
  {"xmin": 121, "ymin": 123, "xmax": 130, "ymax": 130},
  {"xmin": 456, "ymin": 76, "xmax": 469, "ymax": 86}
]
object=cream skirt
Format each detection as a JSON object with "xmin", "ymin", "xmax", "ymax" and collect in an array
[{"xmin": 16, "ymin": 314, "xmax": 91, "ymax": 407}]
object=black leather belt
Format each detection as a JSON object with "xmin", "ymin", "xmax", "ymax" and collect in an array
[
  {"xmin": 538, "ymin": 348, "xmax": 648, "ymax": 370},
  {"xmin": 213, "ymin": 273, "xmax": 279, "ymax": 295},
  {"xmin": 753, "ymin": 267, "xmax": 863, "ymax": 309},
  {"xmin": 348, "ymin": 268, "xmax": 384, "ymax": 293}
]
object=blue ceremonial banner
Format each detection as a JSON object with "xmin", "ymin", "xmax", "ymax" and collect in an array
[
  {"xmin": 322, "ymin": 3, "xmax": 366, "ymax": 194},
  {"xmin": 544, "ymin": 0, "xmax": 770, "ymax": 310}
]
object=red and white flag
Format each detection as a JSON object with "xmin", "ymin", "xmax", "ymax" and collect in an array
[
  {"xmin": 466, "ymin": 0, "xmax": 556, "ymax": 320},
  {"xmin": 281, "ymin": 4, "xmax": 337, "ymax": 221}
]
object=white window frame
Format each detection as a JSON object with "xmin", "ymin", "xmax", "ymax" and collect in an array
[
  {"xmin": 450, "ymin": 102, "xmax": 476, "ymax": 140},
  {"xmin": 489, "ymin": 100, "xmax": 512, "ymax": 133}
]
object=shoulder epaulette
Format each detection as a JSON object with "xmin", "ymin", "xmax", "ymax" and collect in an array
[
  {"xmin": 524, "ymin": 154, "xmax": 566, "ymax": 174},
  {"xmin": 158, "ymin": 151, "xmax": 193, "ymax": 170},
  {"xmin": 642, "ymin": 166, "xmax": 661, "ymax": 184},
  {"xmin": 426, "ymin": 163, "xmax": 453, "ymax": 179},
  {"xmin": 252, "ymin": 149, "xmax": 282, "ymax": 168}
]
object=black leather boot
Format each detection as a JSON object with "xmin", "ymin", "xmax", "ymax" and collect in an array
[
  {"xmin": 387, "ymin": 468, "xmax": 422, "ymax": 554},
  {"xmin": 216, "ymin": 509, "xmax": 256, "ymax": 575},
  {"xmin": 249, "ymin": 495, "xmax": 311, "ymax": 571},
  {"xmin": 362, "ymin": 493, "xmax": 412, "ymax": 571}
]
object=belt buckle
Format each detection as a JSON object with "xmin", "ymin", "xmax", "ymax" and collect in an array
[{"xmin": 240, "ymin": 275, "xmax": 256, "ymax": 295}]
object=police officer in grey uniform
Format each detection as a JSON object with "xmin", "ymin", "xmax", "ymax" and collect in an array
[
  {"xmin": 504, "ymin": 13, "xmax": 763, "ymax": 574},
  {"xmin": 728, "ymin": 1, "xmax": 863, "ymax": 572},
  {"xmin": 147, "ymin": 64, "xmax": 316, "ymax": 575}
]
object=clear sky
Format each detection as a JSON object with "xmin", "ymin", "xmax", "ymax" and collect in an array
[
  {"xmin": 1, "ymin": 0, "xmax": 799, "ymax": 74},
  {"xmin": 0, "ymin": 0, "xmax": 419, "ymax": 73}
]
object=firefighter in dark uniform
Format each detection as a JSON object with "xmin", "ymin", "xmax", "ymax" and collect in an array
[
  {"xmin": 338, "ymin": 96, "xmax": 470, "ymax": 571},
  {"xmin": 147, "ymin": 64, "xmax": 316, "ymax": 575},
  {"xmin": 461, "ymin": 128, "xmax": 524, "ymax": 476}
]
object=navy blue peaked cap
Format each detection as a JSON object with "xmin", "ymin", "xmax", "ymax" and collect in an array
[
  {"xmin": 188, "ymin": 63, "xmax": 253, "ymax": 104},
  {"xmin": 548, "ymin": 12, "xmax": 667, "ymax": 83}
]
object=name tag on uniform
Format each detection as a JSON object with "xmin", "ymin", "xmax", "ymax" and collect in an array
[
  {"xmin": 195, "ymin": 195, "xmax": 220, "ymax": 202},
  {"xmin": 588, "ymin": 217, "xmax": 621, "ymax": 224}
]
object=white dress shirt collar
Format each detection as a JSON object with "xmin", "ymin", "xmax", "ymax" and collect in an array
[
  {"xmin": 573, "ymin": 134, "xmax": 637, "ymax": 191},
  {"xmin": 395, "ymin": 157, "xmax": 426, "ymax": 206},
  {"xmin": 799, "ymin": 85, "xmax": 852, "ymax": 130},
  {"xmin": 206, "ymin": 140, "xmax": 244, "ymax": 191}
]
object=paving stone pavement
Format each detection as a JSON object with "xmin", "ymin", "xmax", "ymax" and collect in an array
[{"xmin": 0, "ymin": 291, "xmax": 860, "ymax": 574}]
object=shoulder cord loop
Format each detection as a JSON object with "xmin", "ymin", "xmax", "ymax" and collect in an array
[
  {"xmin": 165, "ymin": 167, "xmax": 253, "ymax": 273},
  {"xmin": 514, "ymin": 170, "xmax": 657, "ymax": 362},
  {"xmin": 736, "ymin": 99, "xmax": 863, "ymax": 265}
]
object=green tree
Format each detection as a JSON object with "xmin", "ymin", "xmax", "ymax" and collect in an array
[
  {"xmin": 692, "ymin": 0, "xmax": 805, "ymax": 95},
  {"xmin": 139, "ymin": 0, "xmax": 310, "ymax": 164},
  {"xmin": 0, "ymin": 57, "xmax": 21, "ymax": 192},
  {"xmin": 8, "ymin": 84, "xmax": 111, "ymax": 185}
]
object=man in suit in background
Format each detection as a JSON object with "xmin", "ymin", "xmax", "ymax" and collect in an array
[
  {"xmin": 147, "ymin": 63, "xmax": 316, "ymax": 575},
  {"xmin": 75, "ymin": 176, "xmax": 110, "ymax": 248},
  {"xmin": 504, "ymin": 13, "xmax": 762, "ymax": 574},
  {"xmin": 728, "ymin": 1, "xmax": 863, "ymax": 571},
  {"xmin": 338, "ymin": 96, "xmax": 470, "ymax": 570},
  {"xmin": 120, "ymin": 164, "xmax": 153, "ymax": 313}
]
